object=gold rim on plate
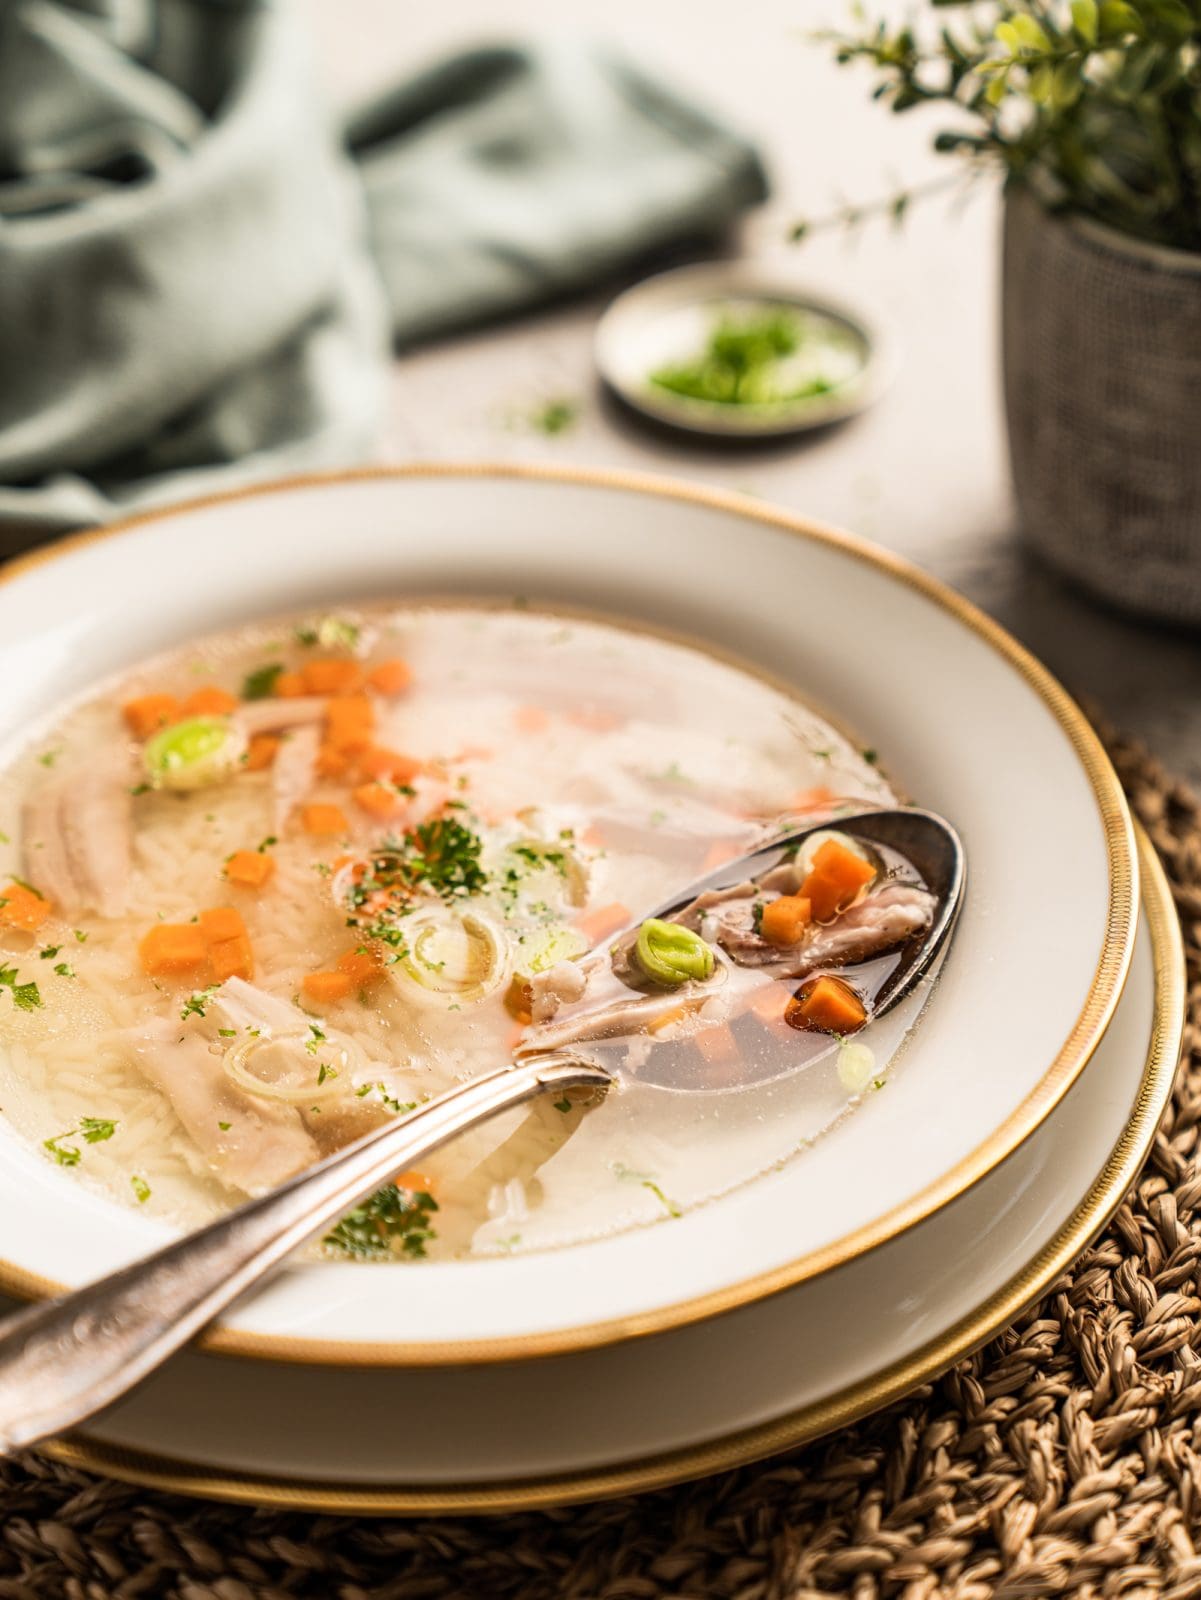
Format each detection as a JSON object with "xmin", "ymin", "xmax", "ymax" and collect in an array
[
  {"xmin": 0, "ymin": 464, "xmax": 1139, "ymax": 1367},
  {"xmin": 42, "ymin": 823, "xmax": 1180, "ymax": 1513}
]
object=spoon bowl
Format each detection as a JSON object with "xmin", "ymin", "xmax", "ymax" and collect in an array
[{"xmin": 521, "ymin": 807, "xmax": 965, "ymax": 1094}]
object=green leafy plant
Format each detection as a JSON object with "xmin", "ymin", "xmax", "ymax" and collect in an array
[{"xmin": 805, "ymin": 0, "xmax": 1201, "ymax": 251}]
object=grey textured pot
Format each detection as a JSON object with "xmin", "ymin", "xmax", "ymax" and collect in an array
[{"xmin": 1003, "ymin": 183, "xmax": 1201, "ymax": 625}]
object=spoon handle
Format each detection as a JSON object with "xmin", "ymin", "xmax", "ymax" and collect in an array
[{"xmin": 0, "ymin": 1053, "xmax": 609, "ymax": 1456}]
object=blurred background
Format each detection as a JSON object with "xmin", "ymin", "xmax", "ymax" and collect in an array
[
  {"xmin": 6, "ymin": 0, "xmax": 1201, "ymax": 772},
  {"xmin": 297, "ymin": 0, "xmax": 1201, "ymax": 776}
]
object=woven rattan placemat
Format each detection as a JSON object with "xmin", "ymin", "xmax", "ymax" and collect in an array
[{"xmin": 0, "ymin": 731, "xmax": 1197, "ymax": 1600}]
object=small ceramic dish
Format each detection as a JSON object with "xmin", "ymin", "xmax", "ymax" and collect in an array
[
  {"xmin": 0, "ymin": 466, "xmax": 1135, "ymax": 1366},
  {"xmin": 594, "ymin": 263, "xmax": 894, "ymax": 439}
]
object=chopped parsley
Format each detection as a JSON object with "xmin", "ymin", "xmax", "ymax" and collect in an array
[
  {"xmin": 0, "ymin": 966, "xmax": 41, "ymax": 1012},
  {"xmin": 862, "ymin": 748, "xmax": 879, "ymax": 766},
  {"xmin": 37, "ymin": 750, "xmax": 60, "ymax": 768},
  {"xmin": 552, "ymin": 1097, "xmax": 573, "ymax": 1113},
  {"xmin": 403, "ymin": 817, "xmax": 487, "ymax": 901},
  {"xmin": 53, "ymin": 963, "xmax": 74, "ymax": 979},
  {"xmin": 241, "ymin": 662, "xmax": 284, "ymax": 700},
  {"xmin": 353, "ymin": 1082, "xmax": 417, "ymax": 1115},
  {"xmin": 44, "ymin": 1133, "xmax": 80, "ymax": 1167},
  {"xmin": 180, "ymin": 985, "xmax": 219, "ymax": 1021},
  {"xmin": 45, "ymin": 1115, "xmax": 116, "ymax": 1166},
  {"xmin": 73, "ymin": 929, "xmax": 88, "ymax": 943},
  {"xmin": 295, "ymin": 616, "xmax": 361, "ymax": 651},
  {"xmin": 218, "ymin": 1120, "xmax": 231, "ymax": 1131},
  {"xmin": 257, "ymin": 835, "xmax": 277, "ymax": 853},
  {"xmin": 528, "ymin": 396, "xmax": 579, "ymax": 435},
  {"xmin": 305, "ymin": 1024, "xmax": 326, "ymax": 1056},
  {"xmin": 752, "ymin": 900, "xmax": 765, "ymax": 934},
  {"xmin": 316, "ymin": 1062, "xmax": 337, "ymax": 1086},
  {"xmin": 217, "ymin": 1028, "xmax": 236, "ymax": 1038},
  {"xmin": 38, "ymin": 946, "xmax": 61, "ymax": 961},
  {"xmin": 613, "ymin": 1161, "xmax": 682, "ymax": 1219},
  {"xmin": 642, "ymin": 1179, "xmax": 682, "ymax": 1219},
  {"xmin": 130, "ymin": 1174, "xmax": 151, "ymax": 1203},
  {"xmin": 324, "ymin": 1184, "xmax": 438, "ymax": 1260}
]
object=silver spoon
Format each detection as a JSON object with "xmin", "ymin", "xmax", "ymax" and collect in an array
[{"xmin": 0, "ymin": 806, "xmax": 962, "ymax": 1456}]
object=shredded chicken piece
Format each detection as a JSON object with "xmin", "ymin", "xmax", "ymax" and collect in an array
[
  {"xmin": 527, "ymin": 960, "xmax": 587, "ymax": 1024},
  {"xmin": 518, "ymin": 983, "xmax": 714, "ymax": 1056},
  {"xmin": 21, "ymin": 760, "xmax": 133, "ymax": 916},
  {"xmin": 707, "ymin": 882, "xmax": 936, "ymax": 972},
  {"xmin": 121, "ymin": 1020, "xmax": 318, "ymax": 1194},
  {"xmin": 271, "ymin": 725, "xmax": 320, "ymax": 830},
  {"xmin": 235, "ymin": 697, "xmax": 327, "ymax": 738},
  {"xmin": 208, "ymin": 977, "xmax": 396, "ymax": 1145}
]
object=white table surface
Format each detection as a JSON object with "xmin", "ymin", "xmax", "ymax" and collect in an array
[{"xmin": 304, "ymin": 0, "xmax": 1201, "ymax": 783}]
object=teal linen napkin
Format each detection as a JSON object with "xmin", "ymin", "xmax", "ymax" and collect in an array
[{"xmin": 0, "ymin": 2, "xmax": 768, "ymax": 537}]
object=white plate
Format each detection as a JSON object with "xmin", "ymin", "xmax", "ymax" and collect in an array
[
  {"xmin": 44, "ymin": 825, "xmax": 1181, "ymax": 1510},
  {"xmin": 595, "ymin": 263, "xmax": 894, "ymax": 437},
  {"xmin": 0, "ymin": 467, "xmax": 1135, "ymax": 1361}
]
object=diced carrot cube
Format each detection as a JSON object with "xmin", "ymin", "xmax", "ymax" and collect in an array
[
  {"xmin": 182, "ymin": 686, "xmax": 238, "ymax": 717},
  {"xmin": 694, "ymin": 1023, "xmax": 739, "ymax": 1066},
  {"xmin": 302, "ymin": 659, "xmax": 363, "ymax": 696},
  {"xmin": 302, "ymin": 804, "xmax": 349, "ymax": 836},
  {"xmin": 513, "ymin": 705, "xmax": 549, "ymax": 735},
  {"xmin": 274, "ymin": 672, "xmax": 307, "ymax": 699},
  {"xmin": 224, "ymin": 850, "xmax": 275, "ymax": 890},
  {"xmin": 367, "ymin": 658, "xmax": 412, "ymax": 696},
  {"xmin": 209, "ymin": 933, "xmax": 255, "ymax": 982},
  {"xmin": 303, "ymin": 970, "xmax": 353, "ymax": 1003},
  {"xmin": 245, "ymin": 734, "xmax": 280, "ymax": 772},
  {"xmin": 337, "ymin": 947, "xmax": 383, "ymax": 985},
  {"xmin": 395, "ymin": 1169, "xmax": 434, "ymax": 1197},
  {"xmin": 315, "ymin": 744, "xmax": 351, "ymax": 780},
  {"xmin": 0, "ymin": 882, "xmax": 51, "ymax": 932},
  {"xmin": 759, "ymin": 894, "xmax": 812, "ymax": 947},
  {"xmin": 139, "ymin": 923, "xmax": 208, "ymax": 976},
  {"xmin": 786, "ymin": 975, "xmax": 867, "ymax": 1035},
  {"xmin": 357, "ymin": 746, "xmax": 422, "ymax": 784},
  {"xmin": 123, "ymin": 694, "xmax": 180, "ymax": 739},
  {"xmin": 353, "ymin": 782, "xmax": 406, "ymax": 821},
  {"xmin": 575, "ymin": 901, "xmax": 630, "ymax": 947},
  {"xmin": 324, "ymin": 695, "xmax": 374, "ymax": 753},
  {"xmin": 800, "ymin": 840, "xmax": 876, "ymax": 922},
  {"xmin": 199, "ymin": 906, "xmax": 246, "ymax": 944}
]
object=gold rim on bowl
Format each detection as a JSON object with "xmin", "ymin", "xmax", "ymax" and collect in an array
[
  {"xmin": 0, "ymin": 463, "xmax": 1139, "ymax": 1367},
  {"xmin": 42, "ymin": 822, "xmax": 1179, "ymax": 1513}
]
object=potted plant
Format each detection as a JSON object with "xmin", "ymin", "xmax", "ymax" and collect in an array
[{"xmin": 810, "ymin": 0, "xmax": 1201, "ymax": 625}]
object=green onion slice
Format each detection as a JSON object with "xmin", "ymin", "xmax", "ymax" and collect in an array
[
  {"xmin": 143, "ymin": 716, "xmax": 246, "ymax": 792},
  {"xmin": 633, "ymin": 919, "xmax": 715, "ymax": 987}
]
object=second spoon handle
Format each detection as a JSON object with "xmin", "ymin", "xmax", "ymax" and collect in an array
[{"xmin": 0, "ymin": 1052, "xmax": 610, "ymax": 1456}]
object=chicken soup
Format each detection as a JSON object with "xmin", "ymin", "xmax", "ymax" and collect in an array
[{"xmin": 0, "ymin": 606, "xmax": 934, "ymax": 1260}]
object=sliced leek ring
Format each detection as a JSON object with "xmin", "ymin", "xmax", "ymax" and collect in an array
[
  {"xmin": 390, "ymin": 908, "xmax": 510, "ymax": 1010},
  {"xmin": 144, "ymin": 716, "xmax": 247, "ymax": 792},
  {"xmin": 223, "ymin": 1028, "xmax": 368, "ymax": 1104}
]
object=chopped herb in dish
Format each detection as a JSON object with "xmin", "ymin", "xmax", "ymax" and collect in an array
[{"xmin": 650, "ymin": 306, "xmax": 858, "ymax": 408}]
